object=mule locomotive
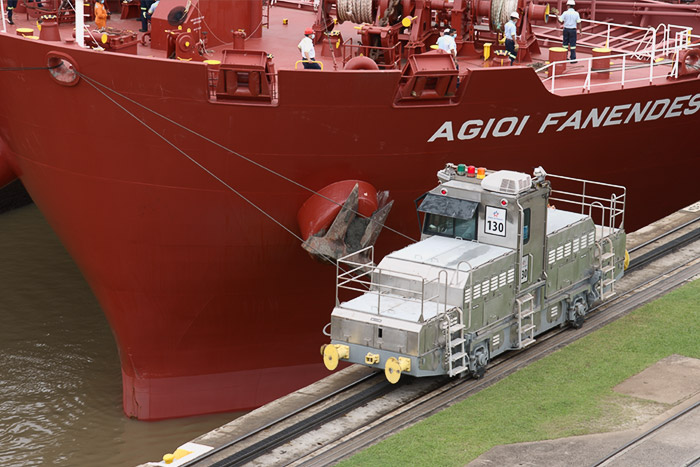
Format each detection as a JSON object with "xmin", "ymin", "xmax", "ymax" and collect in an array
[{"xmin": 321, "ymin": 164, "xmax": 627, "ymax": 383}]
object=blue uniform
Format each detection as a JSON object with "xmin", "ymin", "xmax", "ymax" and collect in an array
[
  {"xmin": 559, "ymin": 8, "xmax": 581, "ymax": 60},
  {"xmin": 140, "ymin": 0, "xmax": 154, "ymax": 32},
  {"xmin": 504, "ymin": 20, "xmax": 517, "ymax": 65},
  {"xmin": 6, "ymin": 0, "xmax": 17, "ymax": 24}
]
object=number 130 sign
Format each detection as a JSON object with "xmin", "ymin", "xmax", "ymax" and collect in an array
[{"xmin": 485, "ymin": 206, "xmax": 507, "ymax": 236}]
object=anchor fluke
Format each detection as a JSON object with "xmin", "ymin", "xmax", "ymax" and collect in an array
[{"xmin": 297, "ymin": 180, "xmax": 393, "ymax": 263}]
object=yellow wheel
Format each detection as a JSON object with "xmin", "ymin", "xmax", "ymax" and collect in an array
[
  {"xmin": 385, "ymin": 357, "xmax": 402, "ymax": 384},
  {"xmin": 624, "ymin": 249, "xmax": 630, "ymax": 270},
  {"xmin": 323, "ymin": 343, "xmax": 339, "ymax": 370}
]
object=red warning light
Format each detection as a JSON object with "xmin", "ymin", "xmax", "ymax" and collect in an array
[
  {"xmin": 501, "ymin": 199, "xmax": 508, "ymax": 206},
  {"xmin": 441, "ymin": 189, "xmax": 447, "ymax": 195}
]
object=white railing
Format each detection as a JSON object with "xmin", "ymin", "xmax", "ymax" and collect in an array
[
  {"xmin": 336, "ymin": 246, "xmax": 459, "ymax": 322},
  {"xmin": 578, "ymin": 18, "xmax": 657, "ymax": 57},
  {"xmin": 536, "ymin": 20, "xmax": 700, "ymax": 93},
  {"xmin": 547, "ymin": 174, "xmax": 626, "ymax": 234}
]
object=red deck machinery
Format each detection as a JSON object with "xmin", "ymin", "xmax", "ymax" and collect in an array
[{"xmin": 312, "ymin": 0, "xmax": 551, "ymax": 67}]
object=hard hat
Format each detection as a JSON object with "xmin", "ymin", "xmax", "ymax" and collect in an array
[
  {"xmin": 304, "ymin": 27, "xmax": 314, "ymax": 35},
  {"xmin": 444, "ymin": 28, "xmax": 451, "ymax": 34},
  {"xmin": 511, "ymin": 11, "xmax": 519, "ymax": 19},
  {"xmin": 567, "ymin": 0, "xmax": 575, "ymax": 5}
]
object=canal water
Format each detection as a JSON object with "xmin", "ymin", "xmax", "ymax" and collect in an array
[{"xmin": 0, "ymin": 204, "xmax": 241, "ymax": 466}]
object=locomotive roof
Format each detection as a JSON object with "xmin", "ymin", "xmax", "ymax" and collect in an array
[
  {"xmin": 547, "ymin": 208, "xmax": 590, "ymax": 235},
  {"xmin": 377, "ymin": 235, "xmax": 513, "ymax": 285}
]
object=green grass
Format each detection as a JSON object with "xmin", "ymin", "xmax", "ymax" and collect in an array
[{"xmin": 340, "ymin": 279, "xmax": 700, "ymax": 467}]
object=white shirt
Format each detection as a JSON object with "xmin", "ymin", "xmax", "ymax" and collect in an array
[
  {"xmin": 504, "ymin": 20, "xmax": 517, "ymax": 40},
  {"xmin": 297, "ymin": 36, "xmax": 315, "ymax": 60},
  {"xmin": 436, "ymin": 34, "xmax": 456, "ymax": 56},
  {"xmin": 559, "ymin": 8, "xmax": 581, "ymax": 29}
]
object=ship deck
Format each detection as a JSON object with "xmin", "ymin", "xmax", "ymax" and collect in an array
[{"xmin": 2, "ymin": 0, "xmax": 698, "ymax": 100}]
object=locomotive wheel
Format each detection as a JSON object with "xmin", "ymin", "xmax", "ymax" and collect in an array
[
  {"xmin": 569, "ymin": 297, "xmax": 587, "ymax": 329},
  {"xmin": 571, "ymin": 313, "xmax": 585, "ymax": 329},
  {"xmin": 471, "ymin": 345, "xmax": 489, "ymax": 379}
]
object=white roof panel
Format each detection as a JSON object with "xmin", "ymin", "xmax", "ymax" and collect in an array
[
  {"xmin": 376, "ymin": 236, "xmax": 513, "ymax": 287},
  {"xmin": 547, "ymin": 208, "xmax": 589, "ymax": 235}
]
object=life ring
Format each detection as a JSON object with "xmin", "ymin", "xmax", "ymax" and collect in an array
[
  {"xmin": 344, "ymin": 56, "xmax": 379, "ymax": 71},
  {"xmin": 678, "ymin": 48, "xmax": 700, "ymax": 76}
]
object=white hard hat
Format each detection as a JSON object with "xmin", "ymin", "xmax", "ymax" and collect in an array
[
  {"xmin": 444, "ymin": 28, "xmax": 451, "ymax": 34},
  {"xmin": 567, "ymin": 0, "xmax": 575, "ymax": 5},
  {"xmin": 511, "ymin": 11, "xmax": 519, "ymax": 19}
]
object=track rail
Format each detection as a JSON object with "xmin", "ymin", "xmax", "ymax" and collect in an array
[
  {"xmin": 180, "ymin": 372, "xmax": 383, "ymax": 467},
  {"xmin": 187, "ymin": 223, "xmax": 700, "ymax": 467},
  {"xmin": 591, "ymin": 400, "xmax": 700, "ymax": 467}
]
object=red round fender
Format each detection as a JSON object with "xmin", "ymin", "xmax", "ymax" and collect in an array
[
  {"xmin": 678, "ymin": 48, "xmax": 700, "ymax": 76},
  {"xmin": 344, "ymin": 56, "xmax": 380, "ymax": 71},
  {"xmin": 297, "ymin": 180, "xmax": 378, "ymax": 240}
]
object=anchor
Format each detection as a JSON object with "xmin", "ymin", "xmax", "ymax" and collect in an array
[{"xmin": 300, "ymin": 183, "xmax": 393, "ymax": 263}]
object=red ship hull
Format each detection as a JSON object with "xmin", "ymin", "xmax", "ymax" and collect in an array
[{"xmin": 1, "ymin": 1, "xmax": 699, "ymax": 419}]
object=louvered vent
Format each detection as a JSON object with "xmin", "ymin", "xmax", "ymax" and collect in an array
[{"xmin": 481, "ymin": 170, "xmax": 532, "ymax": 194}]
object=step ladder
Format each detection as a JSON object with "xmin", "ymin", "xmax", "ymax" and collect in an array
[
  {"xmin": 262, "ymin": 0, "xmax": 270, "ymax": 29},
  {"xmin": 597, "ymin": 237, "xmax": 617, "ymax": 300},
  {"xmin": 516, "ymin": 293, "xmax": 536, "ymax": 349},
  {"xmin": 443, "ymin": 311, "xmax": 467, "ymax": 377}
]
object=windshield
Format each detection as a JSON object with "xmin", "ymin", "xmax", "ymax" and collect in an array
[{"xmin": 423, "ymin": 212, "xmax": 477, "ymax": 241}]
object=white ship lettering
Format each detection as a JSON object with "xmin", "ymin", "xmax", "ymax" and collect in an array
[{"xmin": 428, "ymin": 93, "xmax": 700, "ymax": 142}]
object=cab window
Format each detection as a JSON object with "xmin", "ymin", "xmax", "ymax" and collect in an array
[
  {"xmin": 523, "ymin": 208, "xmax": 531, "ymax": 245},
  {"xmin": 424, "ymin": 213, "xmax": 454, "ymax": 237},
  {"xmin": 423, "ymin": 213, "xmax": 478, "ymax": 241}
]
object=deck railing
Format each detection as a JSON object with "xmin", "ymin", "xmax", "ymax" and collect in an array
[
  {"xmin": 341, "ymin": 38, "xmax": 403, "ymax": 69},
  {"xmin": 547, "ymin": 173, "xmax": 626, "ymax": 235},
  {"xmin": 536, "ymin": 20, "xmax": 699, "ymax": 93},
  {"xmin": 336, "ymin": 246, "xmax": 455, "ymax": 322}
]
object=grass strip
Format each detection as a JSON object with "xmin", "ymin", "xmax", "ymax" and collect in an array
[{"xmin": 341, "ymin": 279, "xmax": 700, "ymax": 467}]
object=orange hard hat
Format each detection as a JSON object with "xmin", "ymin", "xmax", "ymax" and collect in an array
[{"xmin": 305, "ymin": 27, "xmax": 314, "ymax": 35}]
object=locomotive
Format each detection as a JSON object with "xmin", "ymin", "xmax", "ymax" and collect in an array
[{"xmin": 321, "ymin": 164, "xmax": 627, "ymax": 383}]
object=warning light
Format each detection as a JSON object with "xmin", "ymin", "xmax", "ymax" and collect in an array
[
  {"xmin": 467, "ymin": 165, "xmax": 476, "ymax": 178},
  {"xmin": 441, "ymin": 189, "xmax": 448, "ymax": 195},
  {"xmin": 501, "ymin": 199, "xmax": 508, "ymax": 206},
  {"xmin": 477, "ymin": 167, "xmax": 486, "ymax": 179},
  {"xmin": 457, "ymin": 163, "xmax": 466, "ymax": 176}
]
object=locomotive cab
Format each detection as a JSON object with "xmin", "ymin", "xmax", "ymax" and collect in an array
[{"xmin": 322, "ymin": 164, "xmax": 626, "ymax": 384}]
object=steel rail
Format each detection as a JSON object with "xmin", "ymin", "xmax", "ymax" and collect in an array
[
  {"xmin": 179, "ymin": 371, "xmax": 382, "ymax": 467},
  {"xmin": 628, "ymin": 216, "xmax": 700, "ymax": 253},
  {"xmin": 628, "ymin": 225, "xmax": 700, "ymax": 270},
  {"xmin": 590, "ymin": 400, "xmax": 700, "ymax": 467},
  {"xmin": 208, "ymin": 378, "xmax": 398, "ymax": 467}
]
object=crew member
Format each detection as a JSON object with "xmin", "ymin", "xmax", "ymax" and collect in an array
[
  {"xmin": 140, "ymin": 0, "xmax": 154, "ymax": 32},
  {"xmin": 297, "ymin": 27, "xmax": 321, "ymax": 69},
  {"xmin": 147, "ymin": 0, "xmax": 159, "ymax": 23},
  {"xmin": 559, "ymin": 0, "xmax": 582, "ymax": 62},
  {"xmin": 437, "ymin": 27, "xmax": 459, "ymax": 88},
  {"xmin": 6, "ymin": 0, "xmax": 17, "ymax": 25},
  {"xmin": 504, "ymin": 12, "xmax": 519, "ymax": 66},
  {"xmin": 95, "ymin": 0, "xmax": 108, "ymax": 30},
  {"xmin": 436, "ymin": 28, "xmax": 457, "ymax": 59}
]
